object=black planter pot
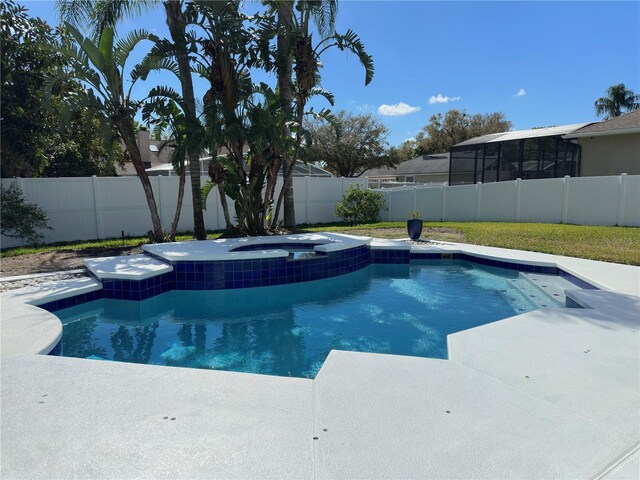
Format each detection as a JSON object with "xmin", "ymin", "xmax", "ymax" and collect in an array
[{"xmin": 407, "ymin": 219, "xmax": 423, "ymax": 240}]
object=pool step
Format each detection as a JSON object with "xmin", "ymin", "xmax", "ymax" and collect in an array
[
  {"xmin": 84, "ymin": 254, "xmax": 173, "ymax": 281},
  {"xmin": 519, "ymin": 272, "xmax": 581, "ymax": 306}
]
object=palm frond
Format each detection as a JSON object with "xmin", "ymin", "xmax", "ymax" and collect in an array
[
  {"xmin": 317, "ymin": 29, "xmax": 374, "ymax": 85},
  {"xmin": 57, "ymin": 0, "xmax": 93, "ymax": 28},
  {"xmin": 306, "ymin": 0, "xmax": 338, "ymax": 38},
  {"xmin": 115, "ymin": 29, "xmax": 159, "ymax": 66},
  {"xmin": 308, "ymin": 86, "xmax": 334, "ymax": 106},
  {"xmin": 147, "ymin": 86, "xmax": 184, "ymax": 107}
]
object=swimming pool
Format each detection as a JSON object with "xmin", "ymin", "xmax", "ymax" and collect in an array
[{"xmin": 54, "ymin": 260, "xmax": 563, "ymax": 378}]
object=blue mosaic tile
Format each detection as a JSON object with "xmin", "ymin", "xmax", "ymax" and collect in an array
[
  {"xmin": 39, "ymin": 289, "xmax": 105, "ymax": 312},
  {"xmin": 558, "ymin": 270, "xmax": 598, "ymax": 290},
  {"xmin": 47, "ymin": 340, "xmax": 62, "ymax": 356}
]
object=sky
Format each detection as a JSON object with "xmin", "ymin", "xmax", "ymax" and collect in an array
[{"xmin": 19, "ymin": 0, "xmax": 640, "ymax": 146}]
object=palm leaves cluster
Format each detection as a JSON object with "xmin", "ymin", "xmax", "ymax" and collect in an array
[
  {"xmin": 57, "ymin": 0, "xmax": 374, "ymax": 238},
  {"xmin": 594, "ymin": 83, "xmax": 640, "ymax": 120}
]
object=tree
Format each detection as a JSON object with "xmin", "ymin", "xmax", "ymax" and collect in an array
[
  {"xmin": 305, "ymin": 111, "xmax": 398, "ymax": 177},
  {"xmin": 159, "ymin": 1, "xmax": 207, "ymax": 240},
  {"xmin": 143, "ymin": 98, "xmax": 189, "ymax": 241},
  {"xmin": 59, "ymin": 0, "xmax": 208, "ymax": 241},
  {"xmin": 197, "ymin": 1, "xmax": 291, "ymax": 235},
  {"xmin": 1, "ymin": 1, "xmax": 121, "ymax": 178},
  {"xmin": 62, "ymin": 24, "xmax": 165, "ymax": 241},
  {"xmin": 0, "ymin": 183, "xmax": 51, "ymax": 244},
  {"xmin": 269, "ymin": 1, "xmax": 374, "ymax": 229},
  {"xmin": 387, "ymin": 139, "xmax": 418, "ymax": 164},
  {"xmin": 594, "ymin": 83, "xmax": 640, "ymax": 119},
  {"xmin": 415, "ymin": 109, "xmax": 512, "ymax": 155},
  {"xmin": 1, "ymin": 1, "xmax": 60, "ymax": 177}
]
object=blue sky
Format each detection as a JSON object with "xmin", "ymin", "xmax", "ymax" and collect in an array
[{"xmin": 20, "ymin": 1, "xmax": 640, "ymax": 146}]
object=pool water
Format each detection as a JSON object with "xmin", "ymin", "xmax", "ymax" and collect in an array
[{"xmin": 55, "ymin": 261, "xmax": 563, "ymax": 378}]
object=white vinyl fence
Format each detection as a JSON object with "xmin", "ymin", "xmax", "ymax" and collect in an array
[
  {"xmin": 1, "ymin": 176, "xmax": 366, "ymax": 247},
  {"xmin": 375, "ymin": 174, "xmax": 640, "ymax": 227}
]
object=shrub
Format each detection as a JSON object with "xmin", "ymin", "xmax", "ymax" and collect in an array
[
  {"xmin": 1, "ymin": 183, "xmax": 51, "ymax": 244},
  {"xmin": 335, "ymin": 184, "xmax": 386, "ymax": 223}
]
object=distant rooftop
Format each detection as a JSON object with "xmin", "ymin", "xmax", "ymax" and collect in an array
[
  {"xmin": 364, "ymin": 153, "xmax": 450, "ymax": 177},
  {"xmin": 563, "ymin": 110, "xmax": 640, "ymax": 138},
  {"xmin": 453, "ymin": 123, "xmax": 592, "ymax": 147}
]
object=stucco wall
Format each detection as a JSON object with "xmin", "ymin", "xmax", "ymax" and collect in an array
[{"xmin": 579, "ymin": 133, "xmax": 640, "ymax": 176}]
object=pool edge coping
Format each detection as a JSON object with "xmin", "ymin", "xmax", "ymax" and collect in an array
[{"xmin": 1, "ymin": 235, "xmax": 638, "ymax": 361}]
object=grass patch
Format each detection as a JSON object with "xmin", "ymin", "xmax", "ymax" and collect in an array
[
  {"xmin": 2, "ymin": 222, "xmax": 638, "ymax": 266},
  {"xmin": 1, "ymin": 231, "xmax": 223, "ymax": 258},
  {"xmin": 299, "ymin": 221, "xmax": 640, "ymax": 265}
]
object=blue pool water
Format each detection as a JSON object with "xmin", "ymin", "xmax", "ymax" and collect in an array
[{"xmin": 55, "ymin": 261, "xmax": 562, "ymax": 378}]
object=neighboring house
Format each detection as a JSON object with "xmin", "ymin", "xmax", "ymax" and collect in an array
[
  {"xmin": 116, "ymin": 129, "xmax": 174, "ymax": 176},
  {"xmin": 134, "ymin": 128, "xmax": 332, "ymax": 178},
  {"xmin": 364, "ymin": 153, "xmax": 450, "ymax": 187},
  {"xmin": 563, "ymin": 110, "xmax": 640, "ymax": 176},
  {"xmin": 448, "ymin": 124, "xmax": 590, "ymax": 185},
  {"xmin": 146, "ymin": 158, "xmax": 332, "ymax": 178}
]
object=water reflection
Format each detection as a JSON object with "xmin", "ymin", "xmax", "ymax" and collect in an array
[{"xmin": 57, "ymin": 262, "xmax": 557, "ymax": 378}]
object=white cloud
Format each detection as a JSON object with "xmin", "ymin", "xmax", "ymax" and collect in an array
[
  {"xmin": 404, "ymin": 137, "xmax": 416, "ymax": 143},
  {"xmin": 428, "ymin": 94, "xmax": 461, "ymax": 104},
  {"xmin": 516, "ymin": 88, "xmax": 526, "ymax": 97},
  {"xmin": 377, "ymin": 102, "xmax": 421, "ymax": 116}
]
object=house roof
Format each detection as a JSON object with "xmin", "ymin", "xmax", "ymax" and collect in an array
[
  {"xmin": 364, "ymin": 153, "xmax": 450, "ymax": 177},
  {"xmin": 453, "ymin": 123, "xmax": 592, "ymax": 147},
  {"xmin": 146, "ymin": 159, "xmax": 332, "ymax": 177},
  {"xmin": 563, "ymin": 110, "xmax": 640, "ymax": 138}
]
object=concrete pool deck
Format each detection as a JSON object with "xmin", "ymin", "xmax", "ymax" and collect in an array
[{"xmin": 1, "ymin": 238, "xmax": 639, "ymax": 479}]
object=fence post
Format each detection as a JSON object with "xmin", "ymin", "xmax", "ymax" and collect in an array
[
  {"xmin": 413, "ymin": 187, "xmax": 417, "ymax": 215},
  {"xmin": 305, "ymin": 176, "xmax": 309, "ymax": 224},
  {"xmin": 515, "ymin": 178, "xmax": 521, "ymax": 222},
  {"xmin": 16, "ymin": 176, "xmax": 24, "ymax": 194},
  {"xmin": 441, "ymin": 185, "xmax": 446, "ymax": 221},
  {"xmin": 561, "ymin": 175, "xmax": 570, "ymax": 224},
  {"xmin": 91, "ymin": 176, "xmax": 104, "ymax": 239},
  {"xmin": 475, "ymin": 182, "xmax": 482, "ymax": 221},
  {"xmin": 617, "ymin": 173, "xmax": 628, "ymax": 226}
]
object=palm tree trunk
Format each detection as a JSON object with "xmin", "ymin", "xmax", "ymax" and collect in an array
[
  {"xmin": 169, "ymin": 162, "xmax": 187, "ymax": 241},
  {"xmin": 217, "ymin": 183, "xmax": 233, "ymax": 230},
  {"xmin": 276, "ymin": 3, "xmax": 296, "ymax": 230},
  {"xmin": 118, "ymin": 120, "xmax": 164, "ymax": 242},
  {"xmin": 164, "ymin": 1, "xmax": 207, "ymax": 240}
]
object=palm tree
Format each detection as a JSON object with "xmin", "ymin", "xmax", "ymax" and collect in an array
[
  {"xmin": 196, "ymin": 2, "xmax": 290, "ymax": 235},
  {"xmin": 142, "ymin": 97, "xmax": 188, "ymax": 241},
  {"xmin": 62, "ymin": 24, "xmax": 165, "ymax": 241},
  {"xmin": 269, "ymin": 1, "xmax": 374, "ymax": 229},
  {"xmin": 162, "ymin": 0, "xmax": 207, "ymax": 240},
  {"xmin": 58, "ymin": 0, "xmax": 208, "ymax": 241},
  {"xmin": 594, "ymin": 84, "xmax": 640, "ymax": 119}
]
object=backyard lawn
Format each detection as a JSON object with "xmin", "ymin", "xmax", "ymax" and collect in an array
[{"xmin": 1, "ymin": 222, "xmax": 638, "ymax": 276}]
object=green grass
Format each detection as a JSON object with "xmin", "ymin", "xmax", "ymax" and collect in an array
[
  {"xmin": 2, "ymin": 222, "xmax": 638, "ymax": 266},
  {"xmin": 0, "ymin": 231, "xmax": 223, "ymax": 258},
  {"xmin": 299, "ymin": 221, "xmax": 640, "ymax": 265}
]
